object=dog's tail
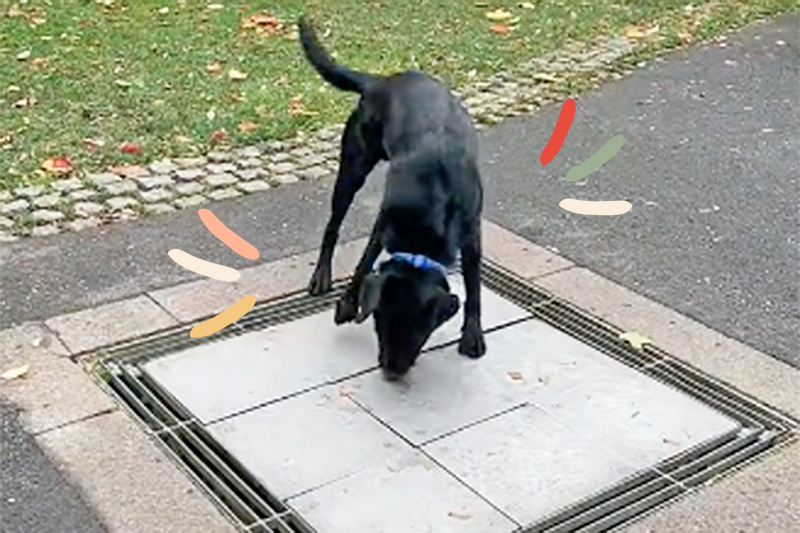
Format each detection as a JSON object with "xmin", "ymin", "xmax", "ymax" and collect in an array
[{"xmin": 298, "ymin": 16, "xmax": 376, "ymax": 94}]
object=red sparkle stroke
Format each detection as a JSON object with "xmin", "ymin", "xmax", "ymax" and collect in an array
[{"xmin": 540, "ymin": 98, "xmax": 576, "ymax": 166}]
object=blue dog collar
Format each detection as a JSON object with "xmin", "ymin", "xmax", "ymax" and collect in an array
[{"xmin": 388, "ymin": 252, "xmax": 449, "ymax": 277}]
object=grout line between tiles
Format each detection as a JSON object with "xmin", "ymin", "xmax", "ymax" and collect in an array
[
  {"xmin": 144, "ymin": 291, "xmax": 183, "ymax": 325},
  {"xmin": 202, "ymin": 366, "xmax": 379, "ymax": 427},
  {"xmin": 527, "ymin": 264, "xmax": 578, "ymax": 281},
  {"xmin": 31, "ymin": 406, "xmax": 120, "ymax": 437},
  {"xmin": 345, "ymin": 395, "xmax": 526, "ymax": 528},
  {"xmin": 202, "ymin": 314, "xmax": 537, "ymax": 427},
  {"xmin": 416, "ymin": 402, "xmax": 532, "ymax": 447}
]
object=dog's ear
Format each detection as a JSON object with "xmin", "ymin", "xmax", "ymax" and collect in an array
[
  {"xmin": 431, "ymin": 292, "xmax": 460, "ymax": 325},
  {"xmin": 355, "ymin": 272, "xmax": 386, "ymax": 323}
]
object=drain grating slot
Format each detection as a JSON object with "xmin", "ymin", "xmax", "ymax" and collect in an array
[{"xmin": 86, "ymin": 259, "xmax": 798, "ymax": 533}]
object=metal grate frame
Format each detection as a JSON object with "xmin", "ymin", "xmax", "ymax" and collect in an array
[{"xmin": 82, "ymin": 259, "xmax": 799, "ymax": 533}]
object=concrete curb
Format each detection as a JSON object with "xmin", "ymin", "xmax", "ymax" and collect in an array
[{"xmin": 1, "ymin": 219, "xmax": 797, "ymax": 532}]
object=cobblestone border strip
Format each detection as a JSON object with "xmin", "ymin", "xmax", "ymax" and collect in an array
[{"xmin": 0, "ymin": 34, "xmax": 637, "ymax": 243}]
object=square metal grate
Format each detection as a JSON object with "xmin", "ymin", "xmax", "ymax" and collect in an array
[{"xmin": 83, "ymin": 259, "xmax": 799, "ymax": 533}]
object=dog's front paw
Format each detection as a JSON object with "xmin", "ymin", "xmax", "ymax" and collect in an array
[
  {"xmin": 334, "ymin": 294, "xmax": 358, "ymax": 325},
  {"xmin": 458, "ymin": 322, "xmax": 486, "ymax": 359},
  {"xmin": 308, "ymin": 265, "xmax": 332, "ymax": 296}
]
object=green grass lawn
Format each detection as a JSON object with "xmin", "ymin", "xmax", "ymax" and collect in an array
[{"xmin": 0, "ymin": 0, "xmax": 796, "ymax": 190}]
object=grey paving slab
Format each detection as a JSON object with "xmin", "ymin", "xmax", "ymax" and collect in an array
[
  {"xmin": 144, "ymin": 280, "xmax": 528, "ymax": 423},
  {"xmin": 35, "ymin": 411, "xmax": 236, "ymax": 533},
  {"xmin": 143, "ymin": 311, "xmax": 379, "ymax": 422},
  {"xmin": 287, "ymin": 447, "xmax": 518, "ymax": 533},
  {"xmin": 0, "ymin": 399, "xmax": 107, "ymax": 533},
  {"xmin": 347, "ymin": 317, "xmax": 739, "ymax": 464},
  {"xmin": 0, "ymin": 323, "xmax": 116, "ymax": 434},
  {"xmin": 205, "ymin": 387, "xmax": 407, "ymax": 500},
  {"xmin": 477, "ymin": 319, "xmax": 742, "ymax": 467},
  {"xmin": 426, "ymin": 273, "xmax": 532, "ymax": 349},
  {"xmin": 45, "ymin": 295, "xmax": 178, "ymax": 354},
  {"xmin": 344, "ymin": 337, "xmax": 526, "ymax": 446},
  {"xmin": 422, "ymin": 403, "xmax": 643, "ymax": 527}
]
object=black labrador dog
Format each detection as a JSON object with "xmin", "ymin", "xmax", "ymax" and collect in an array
[{"xmin": 299, "ymin": 17, "xmax": 486, "ymax": 380}]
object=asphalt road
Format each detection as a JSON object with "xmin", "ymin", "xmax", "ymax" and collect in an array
[
  {"xmin": 0, "ymin": 14, "xmax": 797, "ymax": 532},
  {"xmin": 0, "ymin": 400, "xmax": 107, "ymax": 533}
]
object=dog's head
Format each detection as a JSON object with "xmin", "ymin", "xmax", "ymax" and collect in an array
[{"xmin": 355, "ymin": 261, "xmax": 459, "ymax": 381}]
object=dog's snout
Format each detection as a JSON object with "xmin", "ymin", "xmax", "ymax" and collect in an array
[{"xmin": 381, "ymin": 366, "xmax": 404, "ymax": 382}]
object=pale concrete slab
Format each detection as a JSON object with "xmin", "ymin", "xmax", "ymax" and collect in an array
[
  {"xmin": 35, "ymin": 411, "xmax": 236, "ymax": 533},
  {"xmin": 0, "ymin": 323, "xmax": 116, "ymax": 434},
  {"xmin": 45, "ymin": 295, "xmax": 178, "ymax": 354},
  {"xmin": 143, "ymin": 310, "xmax": 378, "ymax": 423},
  {"xmin": 535, "ymin": 266, "xmax": 800, "ymax": 420},
  {"xmin": 476, "ymin": 319, "xmax": 740, "ymax": 467},
  {"xmin": 144, "ymin": 272, "xmax": 529, "ymax": 423},
  {"xmin": 344, "ymin": 334, "xmax": 527, "ymax": 446},
  {"xmin": 205, "ymin": 387, "xmax": 406, "ymax": 499},
  {"xmin": 423, "ymin": 403, "xmax": 642, "ymax": 526},
  {"xmin": 482, "ymin": 219, "xmax": 575, "ymax": 279},
  {"xmin": 348, "ymin": 316, "xmax": 738, "ymax": 465},
  {"xmin": 621, "ymin": 441, "xmax": 800, "ymax": 533},
  {"xmin": 287, "ymin": 447, "xmax": 519, "ymax": 533}
]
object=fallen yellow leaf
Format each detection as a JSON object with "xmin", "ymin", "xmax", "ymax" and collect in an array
[
  {"xmin": 2, "ymin": 364, "xmax": 30, "ymax": 380},
  {"xmin": 519, "ymin": 2, "xmax": 535, "ymax": 8},
  {"xmin": 625, "ymin": 26, "xmax": 647, "ymax": 40},
  {"xmin": 486, "ymin": 8, "xmax": 513, "ymax": 21},
  {"xmin": 619, "ymin": 331, "xmax": 652, "ymax": 350},
  {"xmin": 206, "ymin": 62, "xmax": 223, "ymax": 74},
  {"xmin": 228, "ymin": 69, "xmax": 248, "ymax": 81},
  {"xmin": 237, "ymin": 121, "xmax": 259, "ymax": 133}
]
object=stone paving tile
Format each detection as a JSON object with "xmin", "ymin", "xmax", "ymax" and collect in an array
[
  {"xmin": 32, "ymin": 193, "xmax": 63, "ymax": 209},
  {"xmin": 104, "ymin": 180, "xmax": 139, "ymax": 196},
  {"xmin": 174, "ymin": 194, "xmax": 207, "ymax": 209},
  {"xmin": 31, "ymin": 225, "xmax": 61, "ymax": 237},
  {"xmin": 206, "ymin": 187, "xmax": 242, "ymax": 201},
  {"xmin": 0, "ymin": 323, "xmax": 116, "ymax": 434},
  {"xmin": 237, "ymin": 180, "xmax": 271, "ymax": 193},
  {"xmin": 31, "ymin": 209, "xmax": 65, "ymax": 223},
  {"xmin": 36, "ymin": 411, "xmax": 237, "ymax": 533},
  {"xmin": 174, "ymin": 181, "xmax": 204, "ymax": 195},
  {"xmin": 287, "ymin": 446, "xmax": 518, "ymax": 533},
  {"xmin": 45, "ymin": 295, "xmax": 178, "ymax": 354},
  {"xmin": 139, "ymin": 188, "xmax": 175, "ymax": 203},
  {"xmin": 422, "ymin": 404, "xmax": 641, "ymax": 526},
  {"xmin": 136, "ymin": 175, "xmax": 174, "ymax": 189},
  {"xmin": 106, "ymin": 196, "xmax": 140, "ymax": 211},
  {"xmin": 73, "ymin": 201, "xmax": 105, "ymax": 217},
  {"xmin": 69, "ymin": 189, "xmax": 96, "ymax": 201},
  {"xmin": 68, "ymin": 217, "xmax": 103, "ymax": 231}
]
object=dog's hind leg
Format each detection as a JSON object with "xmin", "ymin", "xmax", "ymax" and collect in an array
[
  {"xmin": 309, "ymin": 110, "xmax": 383, "ymax": 296},
  {"xmin": 458, "ymin": 220, "xmax": 486, "ymax": 358}
]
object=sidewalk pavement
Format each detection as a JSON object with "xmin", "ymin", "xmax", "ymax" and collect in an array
[
  {"xmin": 1, "ymin": 220, "xmax": 798, "ymax": 532},
  {"xmin": 1, "ymin": 12, "xmax": 798, "ymax": 533}
]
